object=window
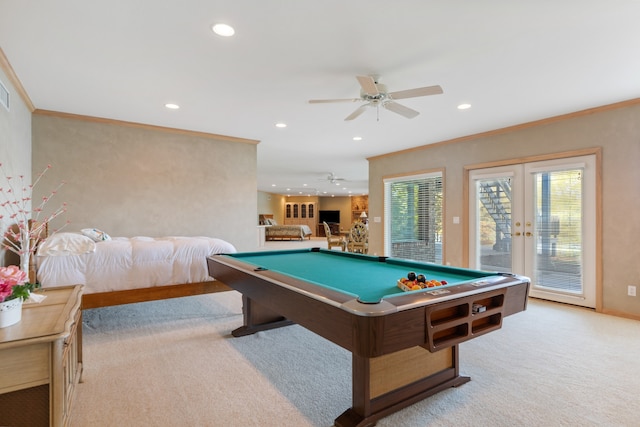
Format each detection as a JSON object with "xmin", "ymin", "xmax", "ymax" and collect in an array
[{"xmin": 384, "ymin": 171, "xmax": 443, "ymax": 263}]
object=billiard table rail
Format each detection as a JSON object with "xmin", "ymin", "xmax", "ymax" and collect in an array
[
  {"xmin": 207, "ymin": 253, "xmax": 530, "ymax": 355},
  {"xmin": 209, "ymin": 253, "xmax": 528, "ymax": 318}
]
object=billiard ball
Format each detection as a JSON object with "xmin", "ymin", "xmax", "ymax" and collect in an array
[{"xmin": 407, "ymin": 272, "xmax": 417, "ymax": 281}]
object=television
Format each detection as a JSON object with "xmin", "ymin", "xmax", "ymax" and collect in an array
[{"xmin": 319, "ymin": 210, "xmax": 340, "ymax": 224}]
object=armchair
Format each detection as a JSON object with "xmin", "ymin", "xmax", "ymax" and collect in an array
[
  {"xmin": 323, "ymin": 221, "xmax": 346, "ymax": 251},
  {"xmin": 347, "ymin": 221, "xmax": 368, "ymax": 254}
]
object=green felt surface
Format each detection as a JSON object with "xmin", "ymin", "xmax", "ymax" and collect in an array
[{"xmin": 229, "ymin": 249, "xmax": 496, "ymax": 303}]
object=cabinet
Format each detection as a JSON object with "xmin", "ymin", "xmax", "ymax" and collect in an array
[
  {"xmin": 425, "ymin": 288, "xmax": 506, "ymax": 352},
  {"xmin": 284, "ymin": 202, "xmax": 317, "ymax": 235},
  {"xmin": 0, "ymin": 285, "xmax": 84, "ymax": 427},
  {"xmin": 351, "ymin": 196, "xmax": 369, "ymax": 223}
]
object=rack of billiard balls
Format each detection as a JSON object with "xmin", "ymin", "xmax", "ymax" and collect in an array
[{"xmin": 397, "ymin": 271, "xmax": 448, "ymax": 292}]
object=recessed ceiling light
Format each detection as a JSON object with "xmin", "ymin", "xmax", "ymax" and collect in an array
[
  {"xmin": 165, "ymin": 103, "xmax": 180, "ymax": 109},
  {"xmin": 212, "ymin": 23, "xmax": 235, "ymax": 37},
  {"xmin": 457, "ymin": 103, "xmax": 471, "ymax": 110},
  {"xmin": 353, "ymin": 136, "xmax": 362, "ymax": 141},
  {"xmin": 275, "ymin": 123, "xmax": 287, "ymax": 128}
]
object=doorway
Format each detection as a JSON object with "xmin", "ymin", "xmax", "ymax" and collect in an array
[{"xmin": 469, "ymin": 155, "xmax": 597, "ymax": 308}]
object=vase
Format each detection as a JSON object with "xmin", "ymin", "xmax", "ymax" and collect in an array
[
  {"xmin": 20, "ymin": 235, "xmax": 31, "ymax": 279},
  {"xmin": 0, "ymin": 298, "xmax": 23, "ymax": 328}
]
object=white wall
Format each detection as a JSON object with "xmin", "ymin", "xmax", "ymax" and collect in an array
[{"xmin": 0, "ymin": 65, "xmax": 32, "ymax": 266}]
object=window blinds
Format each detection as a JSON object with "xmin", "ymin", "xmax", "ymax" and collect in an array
[{"xmin": 384, "ymin": 172, "xmax": 443, "ymax": 263}]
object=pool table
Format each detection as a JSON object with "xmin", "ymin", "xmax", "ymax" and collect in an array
[{"xmin": 207, "ymin": 248, "xmax": 529, "ymax": 427}]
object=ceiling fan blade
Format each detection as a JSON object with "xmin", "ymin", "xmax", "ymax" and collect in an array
[
  {"xmin": 356, "ymin": 75, "xmax": 379, "ymax": 95},
  {"xmin": 325, "ymin": 173, "xmax": 346, "ymax": 184},
  {"xmin": 309, "ymin": 98, "xmax": 360, "ymax": 104},
  {"xmin": 344, "ymin": 104, "xmax": 369, "ymax": 121},
  {"xmin": 389, "ymin": 85, "xmax": 443, "ymax": 100},
  {"xmin": 383, "ymin": 101, "xmax": 420, "ymax": 119}
]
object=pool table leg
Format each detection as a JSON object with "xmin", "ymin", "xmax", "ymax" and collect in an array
[
  {"xmin": 334, "ymin": 345, "xmax": 470, "ymax": 427},
  {"xmin": 231, "ymin": 295, "xmax": 295, "ymax": 337}
]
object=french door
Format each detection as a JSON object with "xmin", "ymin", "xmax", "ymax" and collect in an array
[{"xmin": 469, "ymin": 155, "xmax": 597, "ymax": 308}]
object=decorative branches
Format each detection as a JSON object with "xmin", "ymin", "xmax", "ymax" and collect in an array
[{"xmin": 0, "ymin": 163, "xmax": 68, "ymax": 269}]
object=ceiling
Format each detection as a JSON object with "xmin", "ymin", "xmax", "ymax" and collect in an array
[{"xmin": 2, "ymin": 1, "xmax": 639, "ymax": 197}]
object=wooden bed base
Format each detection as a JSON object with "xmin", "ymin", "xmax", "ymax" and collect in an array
[{"xmin": 81, "ymin": 280, "xmax": 232, "ymax": 309}]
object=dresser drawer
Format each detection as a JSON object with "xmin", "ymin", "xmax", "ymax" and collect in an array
[{"xmin": 0, "ymin": 342, "xmax": 49, "ymax": 393}]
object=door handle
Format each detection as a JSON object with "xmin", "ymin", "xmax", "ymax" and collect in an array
[
  {"xmin": 525, "ymin": 232, "xmax": 532, "ymax": 237},
  {"xmin": 514, "ymin": 232, "xmax": 521, "ymax": 236}
]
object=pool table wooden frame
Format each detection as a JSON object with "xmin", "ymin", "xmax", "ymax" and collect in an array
[{"xmin": 207, "ymin": 249, "xmax": 529, "ymax": 427}]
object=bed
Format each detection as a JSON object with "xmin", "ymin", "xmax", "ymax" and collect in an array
[
  {"xmin": 263, "ymin": 219, "xmax": 312, "ymax": 241},
  {"xmin": 35, "ymin": 230, "xmax": 236, "ymax": 308}
]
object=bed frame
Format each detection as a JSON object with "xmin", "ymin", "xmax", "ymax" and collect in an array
[
  {"xmin": 30, "ymin": 225, "xmax": 232, "ymax": 309},
  {"xmin": 81, "ymin": 280, "xmax": 231, "ymax": 309},
  {"xmin": 265, "ymin": 233, "xmax": 312, "ymax": 241}
]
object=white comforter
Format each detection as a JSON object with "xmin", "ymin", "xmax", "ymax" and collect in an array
[{"xmin": 37, "ymin": 236, "xmax": 236, "ymax": 294}]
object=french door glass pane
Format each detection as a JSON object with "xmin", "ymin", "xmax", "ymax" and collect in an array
[
  {"xmin": 476, "ymin": 177, "xmax": 513, "ymax": 272},
  {"xmin": 533, "ymin": 169, "xmax": 583, "ymax": 294}
]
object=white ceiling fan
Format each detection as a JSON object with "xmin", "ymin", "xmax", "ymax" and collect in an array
[
  {"xmin": 309, "ymin": 75, "xmax": 443, "ymax": 121},
  {"xmin": 322, "ymin": 172, "xmax": 346, "ymax": 184}
]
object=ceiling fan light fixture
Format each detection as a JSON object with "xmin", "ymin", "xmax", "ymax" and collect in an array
[{"xmin": 212, "ymin": 23, "xmax": 235, "ymax": 37}]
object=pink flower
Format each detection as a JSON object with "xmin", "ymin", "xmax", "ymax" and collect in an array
[
  {"xmin": 0, "ymin": 282, "xmax": 14, "ymax": 302},
  {"xmin": 0, "ymin": 266, "xmax": 27, "ymax": 302},
  {"xmin": 0, "ymin": 266, "xmax": 27, "ymax": 287}
]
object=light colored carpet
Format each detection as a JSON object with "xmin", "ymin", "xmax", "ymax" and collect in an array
[
  {"xmin": 70, "ymin": 239, "xmax": 640, "ymax": 426},
  {"xmin": 72, "ymin": 294, "xmax": 640, "ymax": 427}
]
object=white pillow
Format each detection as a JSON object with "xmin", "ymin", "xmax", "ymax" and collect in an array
[
  {"xmin": 81, "ymin": 228, "xmax": 112, "ymax": 242},
  {"xmin": 37, "ymin": 232, "xmax": 97, "ymax": 256}
]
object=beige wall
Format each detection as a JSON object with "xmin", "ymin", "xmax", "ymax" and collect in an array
[
  {"xmin": 317, "ymin": 196, "xmax": 352, "ymax": 232},
  {"xmin": 257, "ymin": 191, "xmax": 286, "ymax": 224},
  {"xmin": 32, "ymin": 113, "xmax": 260, "ymax": 252},
  {"xmin": 368, "ymin": 100, "xmax": 640, "ymax": 319},
  {"xmin": 0, "ymin": 64, "xmax": 32, "ymax": 266}
]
